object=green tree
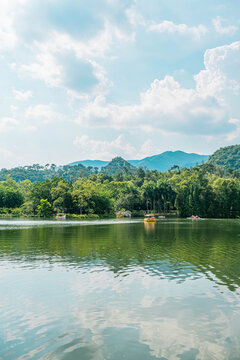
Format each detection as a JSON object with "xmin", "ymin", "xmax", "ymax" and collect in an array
[
  {"xmin": 37, "ymin": 199, "xmax": 52, "ymax": 217},
  {"xmin": 51, "ymin": 179, "xmax": 73, "ymax": 213}
]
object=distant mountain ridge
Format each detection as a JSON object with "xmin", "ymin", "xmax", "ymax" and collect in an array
[
  {"xmin": 69, "ymin": 151, "xmax": 209, "ymax": 172},
  {"xmin": 69, "ymin": 160, "xmax": 108, "ymax": 168}
]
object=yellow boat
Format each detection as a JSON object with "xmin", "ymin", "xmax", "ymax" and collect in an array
[{"xmin": 144, "ymin": 214, "xmax": 156, "ymax": 222}]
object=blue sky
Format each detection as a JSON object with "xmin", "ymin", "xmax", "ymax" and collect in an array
[{"xmin": 0, "ymin": 0, "xmax": 240, "ymax": 167}]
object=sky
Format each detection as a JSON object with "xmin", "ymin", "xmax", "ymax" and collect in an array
[{"xmin": 0, "ymin": 0, "xmax": 240, "ymax": 168}]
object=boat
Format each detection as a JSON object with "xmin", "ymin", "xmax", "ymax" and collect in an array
[
  {"xmin": 56, "ymin": 213, "xmax": 66, "ymax": 220},
  {"xmin": 159, "ymin": 215, "xmax": 166, "ymax": 219},
  {"xmin": 190, "ymin": 215, "xmax": 200, "ymax": 220},
  {"xmin": 144, "ymin": 214, "xmax": 156, "ymax": 222}
]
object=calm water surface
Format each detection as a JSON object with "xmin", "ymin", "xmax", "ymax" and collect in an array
[{"xmin": 0, "ymin": 218, "xmax": 240, "ymax": 359}]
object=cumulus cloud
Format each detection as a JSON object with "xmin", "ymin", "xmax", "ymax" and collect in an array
[
  {"xmin": 1, "ymin": 1, "xmax": 240, "ymax": 166},
  {"xmin": 213, "ymin": 17, "xmax": 238, "ymax": 35},
  {"xmin": 195, "ymin": 41, "xmax": 240, "ymax": 97},
  {"xmin": 21, "ymin": 52, "xmax": 64, "ymax": 87},
  {"xmin": 195, "ymin": 41, "xmax": 240, "ymax": 140},
  {"xmin": 73, "ymin": 134, "xmax": 136, "ymax": 160},
  {"xmin": 148, "ymin": 20, "xmax": 208, "ymax": 40},
  {"xmin": 20, "ymin": 20, "xmax": 134, "ymax": 95},
  {"xmin": 76, "ymin": 77, "xmax": 230, "ymax": 135},
  {"xmin": 75, "ymin": 41, "xmax": 240, "ymax": 140},
  {"xmin": 20, "ymin": 30, "xmax": 109, "ymax": 91}
]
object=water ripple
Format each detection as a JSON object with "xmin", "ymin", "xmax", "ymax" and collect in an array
[{"xmin": 1, "ymin": 219, "xmax": 240, "ymax": 359}]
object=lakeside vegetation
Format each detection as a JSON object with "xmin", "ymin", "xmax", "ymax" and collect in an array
[{"xmin": 1, "ymin": 159, "xmax": 240, "ymax": 218}]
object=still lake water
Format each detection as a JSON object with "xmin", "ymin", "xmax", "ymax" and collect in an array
[{"xmin": 0, "ymin": 219, "xmax": 240, "ymax": 360}]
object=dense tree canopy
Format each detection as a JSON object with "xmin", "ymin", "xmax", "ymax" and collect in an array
[
  {"xmin": 208, "ymin": 145, "xmax": 240, "ymax": 171},
  {"xmin": 0, "ymin": 163, "xmax": 98, "ymax": 183},
  {"xmin": 1, "ymin": 163, "xmax": 240, "ymax": 218}
]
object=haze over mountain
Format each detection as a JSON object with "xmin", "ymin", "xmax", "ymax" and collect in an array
[
  {"xmin": 70, "ymin": 160, "xmax": 108, "ymax": 168},
  {"xmin": 69, "ymin": 151, "xmax": 209, "ymax": 172}
]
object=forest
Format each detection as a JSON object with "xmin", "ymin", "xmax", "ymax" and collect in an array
[
  {"xmin": 0, "ymin": 161, "xmax": 240, "ymax": 219},
  {"xmin": 208, "ymin": 144, "xmax": 240, "ymax": 170}
]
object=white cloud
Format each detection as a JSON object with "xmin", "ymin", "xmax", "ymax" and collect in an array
[
  {"xmin": 0, "ymin": 2, "xmax": 17, "ymax": 50},
  {"xmin": 21, "ymin": 52, "xmax": 64, "ymax": 87},
  {"xmin": 226, "ymin": 118, "xmax": 240, "ymax": 142},
  {"xmin": 139, "ymin": 139, "xmax": 160, "ymax": 158},
  {"xmin": 76, "ymin": 41, "xmax": 240, "ymax": 140},
  {"xmin": 76, "ymin": 76, "xmax": 229, "ymax": 135},
  {"xmin": 38, "ymin": 27, "xmax": 111, "ymax": 60},
  {"xmin": 13, "ymin": 88, "xmax": 32, "ymax": 101},
  {"xmin": 20, "ymin": 20, "xmax": 134, "ymax": 94},
  {"xmin": 213, "ymin": 17, "xmax": 238, "ymax": 35},
  {"xmin": 66, "ymin": 60, "xmax": 109, "ymax": 101},
  {"xmin": 0, "ymin": 0, "xmax": 28, "ymax": 50},
  {"xmin": 20, "ymin": 31, "xmax": 104, "ymax": 91},
  {"xmin": 148, "ymin": 20, "xmax": 208, "ymax": 40},
  {"xmin": 195, "ymin": 41, "xmax": 240, "ymax": 99},
  {"xmin": 26, "ymin": 104, "xmax": 64, "ymax": 124},
  {"xmin": 126, "ymin": 7, "xmax": 207, "ymax": 41},
  {"xmin": 73, "ymin": 134, "xmax": 136, "ymax": 160},
  {"xmin": 0, "ymin": 117, "xmax": 20, "ymax": 131},
  {"xmin": 126, "ymin": 7, "xmax": 146, "ymax": 28}
]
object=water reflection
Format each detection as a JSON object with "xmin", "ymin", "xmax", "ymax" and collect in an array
[
  {"xmin": 0, "ymin": 219, "xmax": 239, "ymax": 290},
  {"xmin": 0, "ymin": 219, "xmax": 240, "ymax": 359},
  {"xmin": 144, "ymin": 221, "xmax": 156, "ymax": 233}
]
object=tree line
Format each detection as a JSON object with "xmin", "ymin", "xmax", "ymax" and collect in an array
[
  {"xmin": 0, "ymin": 163, "xmax": 240, "ymax": 218},
  {"xmin": 0, "ymin": 163, "xmax": 98, "ymax": 183}
]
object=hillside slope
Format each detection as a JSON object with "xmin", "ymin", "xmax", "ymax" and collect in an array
[
  {"xmin": 208, "ymin": 145, "xmax": 240, "ymax": 170},
  {"xmin": 102, "ymin": 157, "xmax": 136, "ymax": 175},
  {"xmin": 129, "ymin": 151, "xmax": 209, "ymax": 171}
]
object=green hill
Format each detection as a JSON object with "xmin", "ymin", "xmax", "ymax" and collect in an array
[
  {"xmin": 101, "ymin": 157, "xmax": 136, "ymax": 175},
  {"xmin": 129, "ymin": 151, "xmax": 209, "ymax": 171},
  {"xmin": 208, "ymin": 145, "xmax": 240, "ymax": 170}
]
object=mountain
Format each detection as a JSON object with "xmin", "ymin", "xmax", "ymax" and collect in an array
[
  {"xmin": 69, "ymin": 160, "xmax": 107, "ymax": 168},
  {"xmin": 70, "ymin": 151, "xmax": 209, "ymax": 172},
  {"xmin": 129, "ymin": 151, "xmax": 209, "ymax": 171},
  {"xmin": 102, "ymin": 157, "xmax": 136, "ymax": 175},
  {"xmin": 208, "ymin": 145, "xmax": 240, "ymax": 170}
]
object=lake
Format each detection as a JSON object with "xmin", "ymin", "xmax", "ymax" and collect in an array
[{"xmin": 0, "ymin": 218, "xmax": 240, "ymax": 359}]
